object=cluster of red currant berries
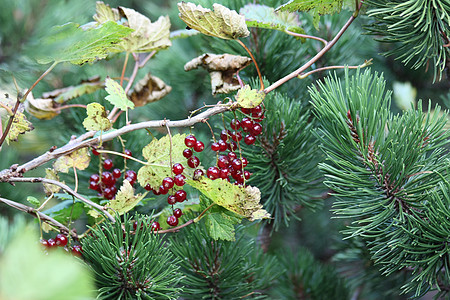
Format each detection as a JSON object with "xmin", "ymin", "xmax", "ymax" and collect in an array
[
  {"xmin": 133, "ymin": 219, "xmax": 161, "ymax": 232},
  {"xmin": 89, "ymin": 149, "xmax": 136, "ymax": 200},
  {"xmin": 40, "ymin": 233, "xmax": 82, "ymax": 257}
]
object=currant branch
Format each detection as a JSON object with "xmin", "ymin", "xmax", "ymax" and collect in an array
[{"xmin": 0, "ymin": 196, "xmax": 78, "ymax": 239}]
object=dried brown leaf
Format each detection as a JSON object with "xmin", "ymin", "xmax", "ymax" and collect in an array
[{"xmin": 128, "ymin": 74, "xmax": 172, "ymax": 106}]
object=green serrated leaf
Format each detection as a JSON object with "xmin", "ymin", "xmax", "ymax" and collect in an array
[
  {"xmin": 53, "ymin": 147, "xmax": 90, "ymax": 173},
  {"xmin": 187, "ymin": 177, "xmax": 270, "ymax": 221},
  {"xmin": 200, "ymin": 196, "xmax": 243, "ymax": 241},
  {"xmin": 108, "ymin": 180, "xmax": 145, "ymax": 215},
  {"xmin": 138, "ymin": 133, "xmax": 199, "ymax": 190},
  {"xmin": 82, "ymin": 102, "xmax": 111, "ymax": 131},
  {"xmin": 36, "ymin": 21, "xmax": 132, "ymax": 65},
  {"xmin": 178, "ymin": 2, "xmax": 250, "ymax": 40},
  {"xmin": 235, "ymin": 85, "xmax": 265, "ymax": 109},
  {"xmin": 240, "ymin": 4, "xmax": 305, "ymax": 35},
  {"xmin": 26, "ymin": 196, "xmax": 40, "ymax": 207},
  {"xmin": 104, "ymin": 78, "xmax": 134, "ymax": 110}
]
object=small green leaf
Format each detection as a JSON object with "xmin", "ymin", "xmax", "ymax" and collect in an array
[
  {"xmin": 235, "ymin": 85, "xmax": 265, "ymax": 109},
  {"xmin": 138, "ymin": 134, "xmax": 198, "ymax": 190},
  {"xmin": 53, "ymin": 147, "xmax": 91, "ymax": 173},
  {"xmin": 104, "ymin": 78, "xmax": 134, "ymax": 111},
  {"xmin": 240, "ymin": 4, "xmax": 305, "ymax": 35},
  {"xmin": 36, "ymin": 21, "xmax": 133, "ymax": 65},
  {"xmin": 26, "ymin": 196, "xmax": 40, "ymax": 207},
  {"xmin": 178, "ymin": 2, "xmax": 250, "ymax": 40},
  {"xmin": 108, "ymin": 180, "xmax": 145, "ymax": 215},
  {"xmin": 187, "ymin": 177, "xmax": 271, "ymax": 221},
  {"xmin": 82, "ymin": 102, "xmax": 112, "ymax": 131}
]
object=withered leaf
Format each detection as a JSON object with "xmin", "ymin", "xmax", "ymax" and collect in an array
[
  {"xmin": 184, "ymin": 53, "xmax": 252, "ymax": 95},
  {"xmin": 128, "ymin": 74, "xmax": 172, "ymax": 107},
  {"xmin": 0, "ymin": 93, "xmax": 34, "ymax": 143},
  {"xmin": 41, "ymin": 76, "xmax": 103, "ymax": 103},
  {"xmin": 24, "ymin": 92, "xmax": 59, "ymax": 120}
]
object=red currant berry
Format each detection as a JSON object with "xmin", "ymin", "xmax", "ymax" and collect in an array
[
  {"xmin": 102, "ymin": 171, "xmax": 114, "ymax": 186},
  {"xmin": 174, "ymin": 174, "xmax": 186, "ymax": 186},
  {"xmin": 193, "ymin": 169, "xmax": 204, "ymax": 179},
  {"xmin": 232, "ymin": 158, "xmax": 243, "ymax": 170},
  {"xmin": 244, "ymin": 170, "xmax": 251, "ymax": 180},
  {"xmin": 110, "ymin": 185, "xmax": 117, "ymax": 195},
  {"xmin": 124, "ymin": 149, "xmax": 132, "ymax": 158},
  {"xmin": 232, "ymin": 169, "xmax": 243, "ymax": 181},
  {"xmin": 185, "ymin": 134, "xmax": 197, "ymax": 147},
  {"xmin": 72, "ymin": 245, "xmax": 83, "ymax": 257},
  {"xmin": 230, "ymin": 119, "xmax": 241, "ymax": 130},
  {"xmin": 175, "ymin": 190, "xmax": 187, "ymax": 202},
  {"xmin": 92, "ymin": 148, "xmax": 100, "ymax": 156},
  {"xmin": 133, "ymin": 221, "xmax": 139, "ymax": 231},
  {"xmin": 231, "ymin": 131, "xmax": 242, "ymax": 142},
  {"xmin": 162, "ymin": 177, "xmax": 175, "ymax": 189},
  {"xmin": 220, "ymin": 129, "xmax": 231, "ymax": 141},
  {"xmin": 241, "ymin": 157, "xmax": 248, "ymax": 167},
  {"xmin": 153, "ymin": 188, "xmax": 161, "ymax": 196},
  {"xmin": 126, "ymin": 177, "xmax": 136, "ymax": 186},
  {"xmin": 167, "ymin": 195, "xmax": 177, "ymax": 205},
  {"xmin": 90, "ymin": 174, "xmax": 100, "ymax": 182},
  {"xmin": 252, "ymin": 123, "xmax": 263, "ymax": 136},
  {"xmin": 103, "ymin": 159, "xmax": 113, "ymax": 170},
  {"xmin": 251, "ymin": 105, "xmax": 262, "ymax": 116},
  {"xmin": 254, "ymin": 111, "xmax": 265, "ymax": 122},
  {"xmin": 55, "ymin": 234, "xmax": 68, "ymax": 247},
  {"xmin": 167, "ymin": 215, "xmax": 179, "ymax": 226},
  {"xmin": 172, "ymin": 163, "xmax": 184, "ymax": 175},
  {"xmin": 244, "ymin": 134, "xmax": 256, "ymax": 145},
  {"xmin": 218, "ymin": 140, "xmax": 228, "ymax": 152},
  {"xmin": 187, "ymin": 156, "xmax": 200, "ymax": 168},
  {"xmin": 207, "ymin": 167, "xmax": 220, "ymax": 180},
  {"xmin": 151, "ymin": 221, "xmax": 161, "ymax": 231},
  {"xmin": 217, "ymin": 155, "xmax": 230, "ymax": 169},
  {"xmin": 47, "ymin": 238, "xmax": 57, "ymax": 248},
  {"xmin": 241, "ymin": 107, "xmax": 251, "ymax": 114},
  {"xmin": 219, "ymin": 168, "xmax": 230, "ymax": 179},
  {"xmin": 103, "ymin": 187, "xmax": 114, "ymax": 199},
  {"xmin": 228, "ymin": 152, "xmax": 237, "ymax": 161},
  {"xmin": 112, "ymin": 168, "xmax": 121, "ymax": 178},
  {"xmin": 173, "ymin": 208, "xmax": 183, "ymax": 218},
  {"xmin": 241, "ymin": 117, "xmax": 253, "ymax": 132},
  {"xmin": 158, "ymin": 185, "xmax": 168, "ymax": 195},
  {"xmin": 89, "ymin": 181, "xmax": 100, "ymax": 191},
  {"xmin": 228, "ymin": 141, "xmax": 238, "ymax": 151},
  {"xmin": 144, "ymin": 183, "xmax": 153, "ymax": 191},
  {"xmin": 125, "ymin": 170, "xmax": 137, "ymax": 182},
  {"xmin": 193, "ymin": 141, "xmax": 205, "ymax": 152},
  {"xmin": 183, "ymin": 148, "xmax": 193, "ymax": 158},
  {"xmin": 211, "ymin": 142, "xmax": 220, "ymax": 152}
]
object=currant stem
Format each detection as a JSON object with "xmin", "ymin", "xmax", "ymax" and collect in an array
[
  {"xmin": 194, "ymin": 203, "xmax": 216, "ymax": 222},
  {"xmin": 284, "ymin": 29, "xmax": 328, "ymax": 46},
  {"xmin": 96, "ymin": 149, "xmax": 148, "ymax": 165},
  {"xmin": 236, "ymin": 39, "xmax": 264, "ymax": 90},
  {"xmin": 297, "ymin": 59, "xmax": 373, "ymax": 79}
]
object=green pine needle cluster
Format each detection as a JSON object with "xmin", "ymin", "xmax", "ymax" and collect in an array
[
  {"xmin": 310, "ymin": 68, "xmax": 450, "ymax": 297},
  {"xmin": 365, "ymin": 0, "xmax": 450, "ymax": 80},
  {"xmin": 81, "ymin": 214, "xmax": 182, "ymax": 299}
]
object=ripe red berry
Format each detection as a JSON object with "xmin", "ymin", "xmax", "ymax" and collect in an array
[
  {"xmin": 252, "ymin": 123, "xmax": 263, "ymax": 136},
  {"xmin": 211, "ymin": 142, "xmax": 220, "ymax": 152},
  {"xmin": 217, "ymin": 155, "xmax": 230, "ymax": 169},
  {"xmin": 103, "ymin": 187, "xmax": 115, "ymax": 199},
  {"xmin": 230, "ymin": 119, "xmax": 241, "ymax": 130},
  {"xmin": 55, "ymin": 234, "xmax": 68, "ymax": 247},
  {"xmin": 175, "ymin": 190, "xmax": 187, "ymax": 202},
  {"xmin": 144, "ymin": 183, "xmax": 153, "ymax": 191},
  {"xmin": 231, "ymin": 131, "xmax": 242, "ymax": 142},
  {"xmin": 90, "ymin": 174, "xmax": 100, "ymax": 182},
  {"xmin": 228, "ymin": 152, "xmax": 237, "ymax": 161},
  {"xmin": 183, "ymin": 148, "xmax": 193, "ymax": 158},
  {"xmin": 253, "ymin": 111, "xmax": 265, "ymax": 122},
  {"xmin": 162, "ymin": 177, "xmax": 174, "ymax": 189},
  {"xmin": 219, "ymin": 168, "xmax": 230, "ymax": 179},
  {"xmin": 72, "ymin": 245, "xmax": 83, "ymax": 257},
  {"xmin": 102, "ymin": 171, "xmax": 114, "ymax": 187},
  {"xmin": 185, "ymin": 135, "xmax": 197, "ymax": 147},
  {"xmin": 207, "ymin": 167, "xmax": 220, "ymax": 180},
  {"xmin": 193, "ymin": 141, "xmax": 205, "ymax": 152},
  {"xmin": 103, "ymin": 159, "xmax": 113, "ymax": 170},
  {"xmin": 228, "ymin": 141, "xmax": 238, "ymax": 151},
  {"xmin": 112, "ymin": 168, "xmax": 121, "ymax": 178},
  {"xmin": 218, "ymin": 140, "xmax": 228, "ymax": 152},
  {"xmin": 241, "ymin": 117, "xmax": 253, "ymax": 132},
  {"xmin": 244, "ymin": 170, "xmax": 251, "ymax": 180},
  {"xmin": 40, "ymin": 239, "xmax": 48, "ymax": 247},
  {"xmin": 244, "ymin": 134, "xmax": 256, "ymax": 145},
  {"xmin": 187, "ymin": 156, "xmax": 200, "ymax": 168},
  {"xmin": 220, "ymin": 129, "xmax": 231, "ymax": 141},
  {"xmin": 167, "ymin": 215, "xmax": 179, "ymax": 226},
  {"xmin": 91, "ymin": 148, "xmax": 100, "ymax": 156},
  {"xmin": 241, "ymin": 157, "xmax": 248, "ymax": 167},
  {"xmin": 174, "ymin": 174, "xmax": 186, "ymax": 186},
  {"xmin": 126, "ymin": 177, "xmax": 136, "ymax": 186},
  {"xmin": 232, "ymin": 159, "xmax": 243, "ymax": 170},
  {"xmin": 241, "ymin": 107, "xmax": 251, "ymax": 114},
  {"xmin": 167, "ymin": 195, "xmax": 177, "ymax": 205},
  {"xmin": 251, "ymin": 105, "xmax": 262, "ymax": 116},
  {"xmin": 124, "ymin": 149, "xmax": 132, "ymax": 158},
  {"xmin": 151, "ymin": 221, "xmax": 161, "ymax": 231},
  {"xmin": 193, "ymin": 169, "xmax": 204, "ymax": 179},
  {"xmin": 89, "ymin": 181, "xmax": 100, "ymax": 191},
  {"xmin": 47, "ymin": 238, "xmax": 57, "ymax": 248},
  {"xmin": 158, "ymin": 185, "xmax": 168, "ymax": 195},
  {"xmin": 125, "ymin": 170, "xmax": 137, "ymax": 182},
  {"xmin": 172, "ymin": 163, "xmax": 184, "ymax": 175},
  {"xmin": 173, "ymin": 208, "xmax": 183, "ymax": 218}
]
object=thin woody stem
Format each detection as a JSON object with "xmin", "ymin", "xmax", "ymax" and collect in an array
[
  {"xmin": 236, "ymin": 39, "xmax": 264, "ymax": 90},
  {"xmin": 156, "ymin": 219, "xmax": 194, "ymax": 234},
  {"xmin": 284, "ymin": 29, "xmax": 328, "ymax": 46},
  {"xmin": 297, "ymin": 59, "xmax": 373, "ymax": 79}
]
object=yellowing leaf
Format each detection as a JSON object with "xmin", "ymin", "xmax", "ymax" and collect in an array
[
  {"xmin": 104, "ymin": 78, "xmax": 134, "ymax": 111},
  {"xmin": 184, "ymin": 53, "xmax": 252, "ymax": 95},
  {"xmin": 82, "ymin": 102, "xmax": 111, "ymax": 131},
  {"xmin": 0, "ymin": 94, "xmax": 34, "ymax": 144},
  {"xmin": 108, "ymin": 180, "xmax": 145, "ymax": 215},
  {"xmin": 43, "ymin": 168, "xmax": 61, "ymax": 195},
  {"xmin": 178, "ymin": 2, "xmax": 250, "ymax": 40},
  {"xmin": 93, "ymin": 2, "xmax": 172, "ymax": 53},
  {"xmin": 128, "ymin": 74, "xmax": 172, "ymax": 107},
  {"xmin": 42, "ymin": 76, "xmax": 103, "ymax": 103},
  {"xmin": 138, "ymin": 134, "xmax": 198, "ymax": 190},
  {"xmin": 235, "ymin": 85, "xmax": 265, "ymax": 108},
  {"xmin": 187, "ymin": 177, "xmax": 270, "ymax": 221},
  {"xmin": 53, "ymin": 147, "xmax": 91, "ymax": 173},
  {"xmin": 24, "ymin": 92, "xmax": 59, "ymax": 120}
]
